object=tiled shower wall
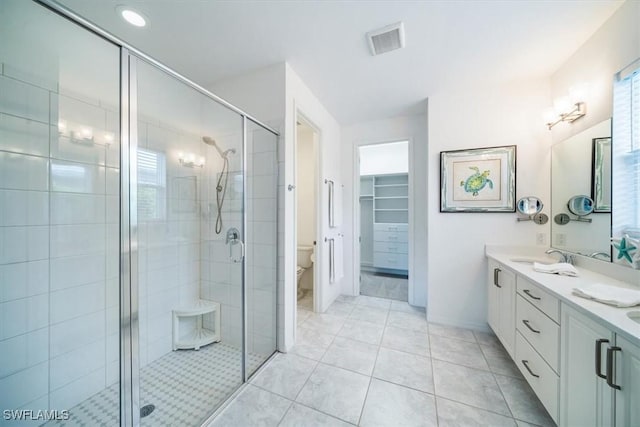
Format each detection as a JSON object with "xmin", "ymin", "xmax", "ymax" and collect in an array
[
  {"xmin": 0, "ymin": 67, "xmax": 121, "ymax": 414},
  {"xmin": 136, "ymin": 120, "xmax": 205, "ymax": 368}
]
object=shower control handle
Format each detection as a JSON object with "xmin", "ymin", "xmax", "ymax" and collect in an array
[{"xmin": 226, "ymin": 227, "xmax": 244, "ymax": 263}]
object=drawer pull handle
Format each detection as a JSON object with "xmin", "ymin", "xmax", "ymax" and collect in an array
[
  {"xmin": 522, "ymin": 319, "xmax": 540, "ymax": 334},
  {"xmin": 523, "ymin": 289, "xmax": 541, "ymax": 300},
  {"xmin": 606, "ymin": 346, "xmax": 622, "ymax": 390},
  {"xmin": 595, "ymin": 338, "xmax": 609, "ymax": 379},
  {"xmin": 493, "ymin": 268, "xmax": 502, "ymax": 288},
  {"xmin": 521, "ymin": 360, "xmax": 540, "ymax": 378}
]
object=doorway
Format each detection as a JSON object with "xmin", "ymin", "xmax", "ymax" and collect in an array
[
  {"xmin": 295, "ymin": 118, "xmax": 319, "ymax": 311},
  {"xmin": 358, "ymin": 141, "xmax": 409, "ymax": 301}
]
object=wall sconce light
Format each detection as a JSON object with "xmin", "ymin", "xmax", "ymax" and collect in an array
[
  {"xmin": 543, "ymin": 84, "xmax": 588, "ymax": 129},
  {"xmin": 58, "ymin": 119, "xmax": 114, "ymax": 148},
  {"xmin": 178, "ymin": 152, "xmax": 205, "ymax": 168}
]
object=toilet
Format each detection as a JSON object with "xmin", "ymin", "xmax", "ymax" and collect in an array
[{"xmin": 297, "ymin": 245, "xmax": 315, "ymax": 285}]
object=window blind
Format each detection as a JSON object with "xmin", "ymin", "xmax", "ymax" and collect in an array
[
  {"xmin": 612, "ymin": 67, "xmax": 640, "ymax": 238},
  {"xmin": 137, "ymin": 148, "xmax": 167, "ymax": 220}
]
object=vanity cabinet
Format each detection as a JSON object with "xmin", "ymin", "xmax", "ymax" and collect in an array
[
  {"xmin": 514, "ymin": 278, "xmax": 561, "ymax": 423},
  {"xmin": 487, "ymin": 259, "xmax": 516, "ymax": 357},
  {"xmin": 560, "ymin": 303, "xmax": 640, "ymax": 427}
]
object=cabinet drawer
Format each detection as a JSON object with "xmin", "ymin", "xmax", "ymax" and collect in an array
[
  {"xmin": 373, "ymin": 230, "xmax": 408, "ymax": 243},
  {"xmin": 373, "ymin": 252, "xmax": 408, "ymax": 270},
  {"xmin": 516, "ymin": 295, "xmax": 560, "ymax": 373},
  {"xmin": 374, "ymin": 223, "xmax": 408, "ymax": 233},
  {"xmin": 515, "ymin": 331, "xmax": 559, "ymax": 424},
  {"xmin": 517, "ymin": 277, "xmax": 560, "ymax": 323},
  {"xmin": 373, "ymin": 242, "xmax": 408, "ymax": 254}
]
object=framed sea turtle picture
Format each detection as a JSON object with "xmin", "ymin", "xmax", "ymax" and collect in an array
[{"xmin": 440, "ymin": 145, "xmax": 516, "ymax": 212}]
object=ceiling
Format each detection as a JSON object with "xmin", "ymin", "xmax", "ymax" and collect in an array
[{"xmin": 56, "ymin": 0, "xmax": 623, "ymax": 125}]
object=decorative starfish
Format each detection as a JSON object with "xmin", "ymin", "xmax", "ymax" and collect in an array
[{"xmin": 613, "ymin": 235, "xmax": 637, "ymax": 264}]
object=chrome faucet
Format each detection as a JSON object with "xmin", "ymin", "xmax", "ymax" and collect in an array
[
  {"xmin": 545, "ymin": 249, "xmax": 574, "ymax": 265},
  {"xmin": 589, "ymin": 251, "xmax": 611, "ymax": 260}
]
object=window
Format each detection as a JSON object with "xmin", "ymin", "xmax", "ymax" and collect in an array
[
  {"xmin": 137, "ymin": 148, "xmax": 166, "ymax": 221},
  {"xmin": 612, "ymin": 65, "xmax": 640, "ymax": 238}
]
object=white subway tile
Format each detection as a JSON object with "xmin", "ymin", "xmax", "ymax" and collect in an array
[
  {"xmin": 0, "ymin": 152, "xmax": 48, "ymax": 191},
  {"xmin": 50, "ymin": 253, "xmax": 105, "ymax": 291},
  {"xmin": 50, "ymin": 224, "xmax": 105, "ymax": 258},
  {"xmin": 0, "ymin": 260, "xmax": 48, "ymax": 303},
  {"xmin": 0, "ymin": 328, "xmax": 48, "ymax": 377},
  {"xmin": 50, "ymin": 339, "xmax": 105, "ymax": 390},
  {"xmin": 0, "ymin": 361, "xmax": 48, "ymax": 409},
  {"xmin": 49, "ymin": 281, "xmax": 105, "ymax": 324},
  {"xmin": 0, "ymin": 76, "xmax": 49, "ymax": 123},
  {"xmin": 0, "ymin": 113, "xmax": 49, "ymax": 156},
  {"xmin": 50, "ymin": 193, "xmax": 105, "ymax": 226},
  {"xmin": 50, "ymin": 134, "xmax": 107, "ymax": 166},
  {"xmin": 106, "ymin": 195, "xmax": 118, "ymax": 224},
  {"xmin": 50, "ymin": 311, "xmax": 105, "ymax": 358},
  {"xmin": 0, "ymin": 190, "xmax": 48, "ymax": 226},
  {"xmin": 0, "ymin": 294, "xmax": 47, "ymax": 340},
  {"xmin": 49, "ymin": 366, "xmax": 105, "ymax": 410},
  {"xmin": 105, "ymin": 167, "xmax": 119, "ymax": 196},
  {"xmin": 50, "ymin": 160, "xmax": 105, "ymax": 194},
  {"xmin": 3, "ymin": 59, "xmax": 58, "ymax": 93},
  {"xmin": 146, "ymin": 335, "xmax": 172, "ymax": 364}
]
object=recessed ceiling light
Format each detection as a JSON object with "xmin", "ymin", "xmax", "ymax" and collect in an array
[{"xmin": 117, "ymin": 6, "xmax": 147, "ymax": 27}]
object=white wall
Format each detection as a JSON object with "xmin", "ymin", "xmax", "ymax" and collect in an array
[
  {"xmin": 359, "ymin": 141, "xmax": 408, "ymax": 176},
  {"xmin": 209, "ymin": 62, "xmax": 343, "ymax": 352},
  {"xmin": 285, "ymin": 63, "xmax": 343, "ymax": 326},
  {"xmin": 341, "ymin": 113, "xmax": 428, "ymax": 307},
  {"xmin": 550, "ymin": 0, "xmax": 640, "ymax": 143},
  {"xmin": 427, "ymin": 80, "xmax": 552, "ymax": 330}
]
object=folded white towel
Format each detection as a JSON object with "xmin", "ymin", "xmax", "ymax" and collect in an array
[
  {"xmin": 573, "ymin": 284, "xmax": 640, "ymax": 308},
  {"xmin": 533, "ymin": 262, "xmax": 579, "ymax": 277}
]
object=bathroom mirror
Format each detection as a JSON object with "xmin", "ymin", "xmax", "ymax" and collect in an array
[
  {"xmin": 551, "ymin": 119, "xmax": 611, "ymax": 257},
  {"xmin": 567, "ymin": 195, "xmax": 594, "ymax": 217},
  {"xmin": 592, "ymin": 137, "xmax": 611, "ymax": 212},
  {"xmin": 517, "ymin": 196, "xmax": 543, "ymax": 216}
]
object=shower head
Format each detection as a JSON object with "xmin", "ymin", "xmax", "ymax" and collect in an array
[{"xmin": 202, "ymin": 136, "xmax": 235, "ymax": 158}]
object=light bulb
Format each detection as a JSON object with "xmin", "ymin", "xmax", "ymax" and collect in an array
[
  {"xmin": 199, "ymin": 156, "xmax": 206, "ymax": 166},
  {"xmin": 80, "ymin": 127, "xmax": 93, "ymax": 139},
  {"xmin": 542, "ymin": 108, "xmax": 556, "ymax": 125},
  {"xmin": 569, "ymin": 83, "xmax": 588, "ymax": 104},
  {"xmin": 553, "ymin": 96, "xmax": 571, "ymax": 115}
]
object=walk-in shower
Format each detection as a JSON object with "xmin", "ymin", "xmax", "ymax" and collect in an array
[
  {"xmin": 0, "ymin": 1, "xmax": 279, "ymax": 426},
  {"xmin": 202, "ymin": 136, "xmax": 236, "ymax": 234}
]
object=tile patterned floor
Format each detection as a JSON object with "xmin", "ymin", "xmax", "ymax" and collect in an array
[
  {"xmin": 211, "ymin": 295, "xmax": 556, "ymax": 427},
  {"xmin": 47, "ymin": 343, "xmax": 265, "ymax": 427},
  {"xmin": 360, "ymin": 272, "xmax": 408, "ymax": 301}
]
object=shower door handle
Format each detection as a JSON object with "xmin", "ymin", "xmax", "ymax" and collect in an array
[{"xmin": 231, "ymin": 240, "xmax": 245, "ymax": 264}]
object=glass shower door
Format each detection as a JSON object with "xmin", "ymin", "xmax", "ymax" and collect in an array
[
  {"xmin": 133, "ymin": 57, "xmax": 245, "ymax": 426},
  {"xmin": 0, "ymin": 1, "xmax": 121, "ymax": 426}
]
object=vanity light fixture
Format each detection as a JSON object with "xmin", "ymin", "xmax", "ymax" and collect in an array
[
  {"xmin": 544, "ymin": 84, "xmax": 588, "ymax": 129},
  {"xmin": 178, "ymin": 152, "xmax": 205, "ymax": 168},
  {"xmin": 58, "ymin": 119, "xmax": 113, "ymax": 148}
]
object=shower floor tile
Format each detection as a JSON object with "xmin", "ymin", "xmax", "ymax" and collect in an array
[{"xmin": 45, "ymin": 343, "xmax": 266, "ymax": 427}]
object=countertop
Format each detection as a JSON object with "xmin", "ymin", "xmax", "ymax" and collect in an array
[{"xmin": 485, "ymin": 246, "xmax": 640, "ymax": 344}]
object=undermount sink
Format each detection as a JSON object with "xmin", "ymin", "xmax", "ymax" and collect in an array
[
  {"xmin": 627, "ymin": 311, "xmax": 640, "ymax": 324},
  {"xmin": 509, "ymin": 256, "xmax": 557, "ymax": 264}
]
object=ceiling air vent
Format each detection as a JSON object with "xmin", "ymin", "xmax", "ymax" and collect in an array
[{"xmin": 366, "ymin": 22, "xmax": 405, "ymax": 56}]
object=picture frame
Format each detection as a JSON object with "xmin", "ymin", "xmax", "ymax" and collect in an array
[
  {"xmin": 440, "ymin": 145, "xmax": 516, "ymax": 212},
  {"xmin": 591, "ymin": 137, "xmax": 612, "ymax": 213}
]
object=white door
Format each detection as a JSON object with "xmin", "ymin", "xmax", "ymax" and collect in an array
[
  {"xmin": 614, "ymin": 335, "xmax": 640, "ymax": 426},
  {"xmin": 560, "ymin": 304, "xmax": 615, "ymax": 427},
  {"xmin": 487, "ymin": 260, "xmax": 500, "ymax": 337}
]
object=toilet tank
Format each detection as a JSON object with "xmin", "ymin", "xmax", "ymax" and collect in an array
[{"xmin": 297, "ymin": 245, "xmax": 314, "ymax": 268}]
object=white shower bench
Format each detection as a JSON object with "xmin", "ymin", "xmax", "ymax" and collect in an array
[{"xmin": 172, "ymin": 299, "xmax": 221, "ymax": 351}]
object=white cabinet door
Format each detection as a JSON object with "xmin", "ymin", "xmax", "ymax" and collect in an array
[
  {"xmin": 560, "ymin": 304, "xmax": 615, "ymax": 427},
  {"xmin": 487, "ymin": 260, "xmax": 516, "ymax": 357},
  {"xmin": 614, "ymin": 335, "xmax": 640, "ymax": 426}
]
